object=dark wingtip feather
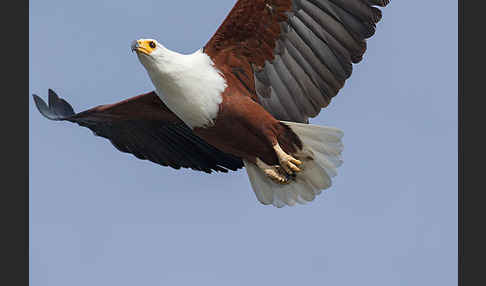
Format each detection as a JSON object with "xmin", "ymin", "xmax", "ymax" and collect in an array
[
  {"xmin": 33, "ymin": 94, "xmax": 59, "ymax": 120},
  {"xmin": 48, "ymin": 89, "xmax": 57, "ymax": 106},
  {"xmin": 370, "ymin": 7, "xmax": 382, "ymax": 23},
  {"xmin": 366, "ymin": 0, "xmax": 390, "ymax": 7},
  {"xmin": 33, "ymin": 89, "xmax": 75, "ymax": 120}
]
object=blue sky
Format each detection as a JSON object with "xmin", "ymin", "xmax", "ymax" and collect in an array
[{"xmin": 29, "ymin": 1, "xmax": 458, "ymax": 285}]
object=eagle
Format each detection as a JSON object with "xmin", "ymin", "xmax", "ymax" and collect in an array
[{"xmin": 33, "ymin": 0, "xmax": 390, "ymax": 208}]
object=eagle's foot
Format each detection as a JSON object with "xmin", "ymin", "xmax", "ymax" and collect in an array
[
  {"xmin": 273, "ymin": 143, "xmax": 303, "ymax": 176},
  {"xmin": 256, "ymin": 158, "xmax": 290, "ymax": 184},
  {"xmin": 265, "ymin": 167, "xmax": 290, "ymax": 184}
]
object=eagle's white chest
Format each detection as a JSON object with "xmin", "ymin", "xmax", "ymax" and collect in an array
[{"xmin": 144, "ymin": 50, "xmax": 227, "ymax": 129}]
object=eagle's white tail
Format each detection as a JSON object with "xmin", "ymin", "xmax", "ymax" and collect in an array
[{"xmin": 244, "ymin": 121, "xmax": 343, "ymax": 208}]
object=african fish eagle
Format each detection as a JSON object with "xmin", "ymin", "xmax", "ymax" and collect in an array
[{"xmin": 33, "ymin": 0, "xmax": 390, "ymax": 207}]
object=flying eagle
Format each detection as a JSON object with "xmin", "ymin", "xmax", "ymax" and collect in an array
[{"xmin": 33, "ymin": 0, "xmax": 390, "ymax": 208}]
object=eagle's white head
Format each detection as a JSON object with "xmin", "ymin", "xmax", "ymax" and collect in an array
[
  {"xmin": 131, "ymin": 38, "xmax": 182, "ymax": 75},
  {"xmin": 130, "ymin": 38, "xmax": 227, "ymax": 129}
]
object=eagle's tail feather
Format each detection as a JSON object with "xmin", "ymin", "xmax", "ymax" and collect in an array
[{"xmin": 244, "ymin": 121, "xmax": 343, "ymax": 208}]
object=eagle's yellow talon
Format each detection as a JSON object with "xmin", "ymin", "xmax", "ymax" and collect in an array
[
  {"xmin": 256, "ymin": 158, "xmax": 291, "ymax": 184},
  {"xmin": 273, "ymin": 143, "xmax": 303, "ymax": 176}
]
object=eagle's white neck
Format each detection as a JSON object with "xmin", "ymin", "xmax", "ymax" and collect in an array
[{"xmin": 138, "ymin": 48, "xmax": 227, "ymax": 129}]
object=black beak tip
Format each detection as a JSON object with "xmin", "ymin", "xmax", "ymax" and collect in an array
[{"xmin": 130, "ymin": 40, "xmax": 138, "ymax": 53}]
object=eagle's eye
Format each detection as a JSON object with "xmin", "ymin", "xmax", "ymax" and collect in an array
[{"xmin": 149, "ymin": 41, "xmax": 156, "ymax": 49}]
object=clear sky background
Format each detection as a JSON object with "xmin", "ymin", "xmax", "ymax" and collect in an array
[{"xmin": 29, "ymin": 1, "xmax": 458, "ymax": 285}]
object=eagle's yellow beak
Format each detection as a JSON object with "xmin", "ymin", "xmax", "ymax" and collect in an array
[{"xmin": 131, "ymin": 40, "xmax": 156, "ymax": 55}]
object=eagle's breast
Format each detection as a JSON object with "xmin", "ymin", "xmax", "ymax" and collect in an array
[{"xmin": 147, "ymin": 50, "xmax": 227, "ymax": 129}]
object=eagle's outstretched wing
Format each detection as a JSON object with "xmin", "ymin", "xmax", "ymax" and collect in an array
[
  {"xmin": 33, "ymin": 89, "xmax": 243, "ymax": 173},
  {"xmin": 204, "ymin": 0, "xmax": 390, "ymax": 123}
]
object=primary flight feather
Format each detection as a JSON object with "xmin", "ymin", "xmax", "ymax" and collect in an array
[{"xmin": 33, "ymin": 0, "xmax": 390, "ymax": 207}]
